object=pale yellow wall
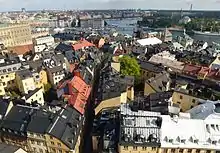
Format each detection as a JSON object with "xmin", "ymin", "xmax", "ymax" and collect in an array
[
  {"xmin": 120, "ymin": 91, "xmax": 127, "ymax": 103},
  {"xmin": 160, "ymin": 148, "xmax": 216, "ymax": 153},
  {"xmin": 172, "ymin": 91, "xmax": 201, "ymax": 112},
  {"xmin": 144, "ymin": 83, "xmax": 156, "ymax": 96},
  {"xmin": 0, "ymin": 72, "xmax": 16, "ymax": 95},
  {"xmin": 45, "ymin": 134, "xmax": 70, "ymax": 153},
  {"xmin": 16, "ymin": 74, "xmax": 36, "ymax": 94},
  {"xmin": 0, "ymin": 85, "xmax": 5, "ymax": 96},
  {"xmin": 119, "ymin": 146, "xmax": 216, "ymax": 153},
  {"xmin": 27, "ymin": 132, "xmax": 47, "ymax": 153},
  {"xmin": 127, "ymin": 87, "xmax": 134, "ymax": 101},
  {"xmin": 0, "ymin": 23, "xmax": 32, "ymax": 47},
  {"xmin": 34, "ymin": 70, "xmax": 48, "ymax": 92},
  {"xmin": 118, "ymin": 145, "xmax": 159, "ymax": 153},
  {"xmin": 40, "ymin": 70, "xmax": 48, "ymax": 85},
  {"xmin": 22, "ymin": 88, "xmax": 44, "ymax": 105},
  {"xmin": 111, "ymin": 62, "xmax": 120, "ymax": 72},
  {"xmin": 95, "ymin": 96, "xmax": 121, "ymax": 115}
]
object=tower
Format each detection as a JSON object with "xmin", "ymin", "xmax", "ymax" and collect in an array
[{"xmin": 190, "ymin": 4, "xmax": 193, "ymax": 11}]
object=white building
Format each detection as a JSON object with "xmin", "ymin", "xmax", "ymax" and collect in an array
[
  {"xmin": 33, "ymin": 35, "xmax": 54, "ymax": 46},
  {"xmin": 161, "ymin": 101, "xmax": 220, "ymax": 150},
  {"xmin": 137, "ymin": 37, "xmax": 162, "ymax": 46},
  {"xmin": 33, "ymin": 36, "xmax": 54, "ymax": 53}
]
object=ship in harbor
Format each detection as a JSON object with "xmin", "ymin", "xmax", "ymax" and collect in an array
[{"xmin": 192, "ymin": 30, "xmax": 220, "ymax": 36}]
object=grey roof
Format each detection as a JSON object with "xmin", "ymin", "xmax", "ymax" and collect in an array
[
  {"xmin": 27, "ymin": 60, "xmax": 43, "ymax": 70},
  {"xmin": 120, "ymin": 104, "xmax": 162, "ymax": 146},
  {"xmin": 27, "ymin": 109, "xmax": 52, "ymax": 134},
  {"xmin": 140, "ymin": 61, "xmax": 165, "ymax": 73},
  {"xmin": 132, "ymin": 92, "xmax": 173, "ymax": 115},
  {"xmin": 146, "ymin": 72, "xmax": 171, "ymax": 92},
  {"xmin": 47, "ymin": 105, "xmax": 83, "ymax": 149},
  {"xmin": 0, "ymin": 99, "xmax": 10, "ymax": 119},
  {"xmin": 1, "ymin": 104, "xmax": 83, "ymax": 150},
  {"xmin": 16, "ymin": 69, "xmax": 32, "ymax": 80},
  {"xmin": 0, "ymin": 143, "xmax": 23, "ymax": 153},
  {"xmin": 97, "ymin": 65, "xmax": 128, "ymax": 101},
  {"xmin": 47, "ymin": 66, "xmax": 64, "ymax": 74},
  {"xmin": 1, "ymin": 105, "xmax": 37, "ymax": 135},
  {"xmin": 187, "ymin": 100, "xmax": 220, "ymax": 120}
]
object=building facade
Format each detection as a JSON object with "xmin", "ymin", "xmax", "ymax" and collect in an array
[{"xmin": 0, "ymin": 23, "xmax": 32, "ymax": 47}]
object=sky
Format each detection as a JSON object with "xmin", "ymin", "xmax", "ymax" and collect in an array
[{"xmin": 0, "ymin": 0, "xmax": 220, "ymax": 11}]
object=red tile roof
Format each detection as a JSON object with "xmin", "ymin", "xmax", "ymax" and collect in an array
[
  {"xmin": 68, "ymin": 76, "xmax": 91, "ymax": 99},
  {"xmin": 72, "ymin": 39, "xmax": 95, "ymax": 51},
  {"xmin": 8, "ymin": 44, "xmax": 33, "ymax": 55},
  {"xmin": 207, "ymin": 69, "xmax": 220, "ymax": 81},
  {"xmin": 183, "ymin": 64, "xmax": 201, "ymax": 76},
  {"xmin": 68, "ymin": 93, "xmax": 87, "ymax": 115}
]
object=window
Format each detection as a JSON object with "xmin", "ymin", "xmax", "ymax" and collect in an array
[
  {"xmin": 51, "ymin": 148, "xmax": 56, "ymax": 152},
  {"xmin": 171, "ymin": 149, "xmax": 175, "ymax": 153},
  {"xmin": 37, "ymin": 141, "xmax": 41, "ymax": 145},
  {"xmin": 206, "ymin": 150, "xmax": 211, "ymax": 153},
  {"xmin": 180, "ymin": 95, "xmax": 183, "ymax": 99},
  {"xmin": 51, "ymin": 141, "xmax": 55, "ymax": 145},
  {"xmin": 133, "ymin": 146, "xmax": 137, "ymax": 150},
  {"xmin": 192, "ymin": 99, "xmax": 196, "ymax": 103},
  {"xmin": 143, "ymin": 147, "xmax": 147, "ymax": 150},
  {"xmin": 58, "ymin": 143, "xmax": 61, "ymax": 147},
  {"xmin": 39, "ymin": 149, "xmax": 43, "ymax": 153},
  {"xmin": 3, "ymin": 69, "xmax": 6, "ymax": 73},
  {"xmin": 50, "ymin": 136, "xmax": 53, "ymax": 139},
  {"xmin": 179, "ymin": 149, "xmax": 184, "ymax": 153},
  {"xmin": 124, "ymin": 146, "xmax": 128, "ymax": 150},
  {"xmin": 33, "ymin": 147, "xmax": 36, "ymax": 152},
  {"xmin": 1, "ymin": 76, "xmax": 3, "ymax": 79},
  {"xmin": 163, "ymin": 149, "xmax": 168, "ymax": 153},
  {"xmin": 152, "ymin": 147, "xmax": 156, "ymax": 151},
  {"xmin": 177, "ymin": 101, "xmax": 181, "ymax": 104},
  {"xmin": 188, "ymin": 149, "xmax": 192, "ymax": 153},
  {"xmin": 8, "ymin": 68, "xmax": 11, "ymax": 72},
  {"xmin": 31, "ymin": 140, "xmax": 34, "ymax": 144},
  {"xmin": 58, "ymin": 150, "xmax": 62, "ymax": 153},
  {"xmin": 13, "ymin": 67, "xmax": 16, "ymax": 70},
  {"xmin": 196, "ymin": 150, "xmax": 200, "ymax": 153}
]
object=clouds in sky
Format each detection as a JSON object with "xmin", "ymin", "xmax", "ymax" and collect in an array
[{"xmin": 0, "ymin": 0, "xmax": 219, "ymax": 11}]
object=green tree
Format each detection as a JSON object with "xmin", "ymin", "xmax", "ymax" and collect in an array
[{"xmin": 119, "ymin": 56, "xmax": 140, "ymax": 77}]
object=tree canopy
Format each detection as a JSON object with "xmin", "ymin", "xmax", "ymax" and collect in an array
[{"xmin": 119, "ymin": 56, "xmax": 140, "ymax": 77}]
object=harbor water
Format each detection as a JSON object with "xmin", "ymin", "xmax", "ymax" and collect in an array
[{"xmin": 105, "ymin": 18, "xmax": 220, "ymax": 44}]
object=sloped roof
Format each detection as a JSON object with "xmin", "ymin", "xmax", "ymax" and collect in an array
[
  {"xmin": 137, "ymin": 37, "xmax": 162, "ymax": 46},
  {"xmin": 72, "ymin": 39, "xmax": 95, "ymax": 51},
  {"xmin": 8, "ymin": 44, "xmax": 33, "ymax": 55}
]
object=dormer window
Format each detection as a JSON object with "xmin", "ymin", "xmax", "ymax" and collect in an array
[
  {"xmin": 194, "ymin": 139, "xmax": 199, "ymax": 144},
  {"xmin": 169, "ymin": 139, "xmax": 173, "ymax": 143},
  {"xmin": 212, "ymin": 141, "xmax": 217, "ymax": 145},
  {"xmin": 181, "ymin": 139, "xmax": 186, "ymax": 143}
]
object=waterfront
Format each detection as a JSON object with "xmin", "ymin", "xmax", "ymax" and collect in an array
[{"xmin": 105, "ymin": 18, "xmax": 220, "ymax": 43}]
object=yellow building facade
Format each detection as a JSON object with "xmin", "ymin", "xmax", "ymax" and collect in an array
[
  {"xmin": 172, "ymin": 91, "xmax": 201, "ymax": 112},
  {"xmin": 0, "ymin": 23, "xmax": 32, "ymax": 47},
  {"xmin": 33, "ymin": 70, "xmax": 48, "ymax": 92},
  {"xmin": 118, "ymin": 146, "xmax": 216, "ymax": 153},
  {"xmin": 0, "ymin": 72, "xmax": 16, "ymax": 95}
]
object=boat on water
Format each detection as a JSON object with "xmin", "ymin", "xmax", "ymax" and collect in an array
[{"xmin": 193, "ymin": 30, "xmax": 220, "ymax": 36}]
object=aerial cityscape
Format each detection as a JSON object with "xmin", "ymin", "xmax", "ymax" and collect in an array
[{"xmin": 0, "ymin": 1, "xmax": 219, "ymax": 153}]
